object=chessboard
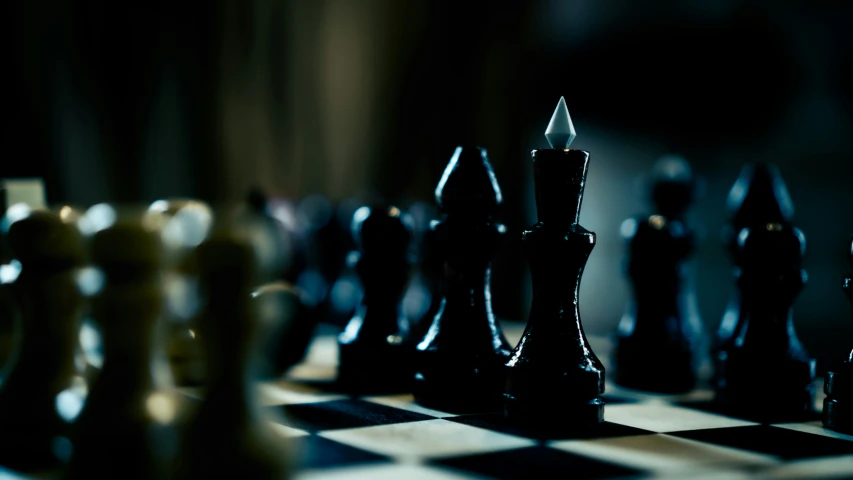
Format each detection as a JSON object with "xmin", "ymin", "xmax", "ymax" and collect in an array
[
  {"xmin": 0, "ymin": 325, "xmax": 850, "ymax": 480},
  {"xmin": 232, "ymin": 326, "xmax": 853, "ymax": 480}
]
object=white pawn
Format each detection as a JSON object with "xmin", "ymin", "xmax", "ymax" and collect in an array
[
  {"xmin": 172, "ymin": 222, "xmax": 291, "ymax": 479},
  {"xmin": 0, "ymin": 207, "xmax": 85, "ymax": 472},
  {"xmin": 64, "ymin": 206, "xmax": 178, "ymax": 479}
]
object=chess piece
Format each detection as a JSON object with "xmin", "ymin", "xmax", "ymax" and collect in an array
[
  {"xmin": 0, "ymin": 208, "xmax": 85, "ymax": 471},
  {"xmin": 714, "ymin": 223, "xmax": 815, "ymax": 422},
  {"xmin": 407, "ymin": 219, "xmax": 444, "ymax": 346},
  {"xmin": 173, "ymin": 226, "xmax": 291, "ymax": 480},
  {"xmin": 243, "ymin": 189, "xmax": 300, "ymax": 285},
  {"xmin": 152, "ymin": 199, "xmax": 213, "ymax": 387},
  {"xmin": 65, "ymin": 207, "xmax": 178, "ymax": 480},
  {"xmin": 295, "ymin": 194, "xmax": 348, "ymax": 326},
  {"xmin": 504, "ymin": 98, "xmax": 605, "ymax": 428},
  {"xmin": 242, "ymin": 192, "xmax": 317, "ymax": 377},
  {"xmin": 613, "ymin": 157, "xmax": 703, "ymax": 393},
  {"xmin": 246, "ymin": 190, "xmax": 318, "ymax": 375},
  {"xmin": 716, "ymin": 163, "xmax": 794, "ymax": 351},
  {"xmin": 0, "ymin": 180, "xmax": 48, "ymax": 383},
  {"xmin": 337, "ymin": 206, "xmax": 413, "ymax": 393},
  {"xmin": 252, "ymin": 281, "xmax": 310, "ymax": 377},
  {"xmin": 402, "ymin": 201, "xmax": 440, "ymax": 341},
  {"xmin": 823, "ymin": 236, "xmax": 853, "ymax": 434},
  {"xmin": 413, "ymin": 147, "xmax": 512, "ymax": 413}
]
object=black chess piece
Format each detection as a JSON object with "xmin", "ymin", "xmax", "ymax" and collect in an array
[
  {"xmin": 714, "ymin": 223, "xmax": 815, "ymax": 422},
  {"xmin": 413, "ymin": 146, "xmax": 512, "ymax": 413},
  {"xmin": 0, "ymin": 209, "xmax": 85, "ymax": 471},
  {"xmin": 823, "ymin": 236, "xmax": 853, "ymax": 434},
  {"xmin": 254, "ymin": 281, "xmax": 314, "ymax": 378},
  {"xmin": 716, "ymin": 163, "xmax": 794, "ymax": 350},
  {"xmin": 504, "ymin": 98, "xmax": 605, "ymax": 429},
  {"xmin": 409, "ymin": 220, "xmax": 444, "ymax": 342},
  {"xmin": 402, "ymin": 201, "xmax": 442, "ymax": 342},
  {"xmin": 243, "ymin": 190, "xmax": 318, "ymax": 378},
  {"xmin": 613, "ymin": 157, "xmax": 703, "ymax": 393},
  {"xmin": 246, "ymin": 187, "xmax": 307, "ymax": 284},
  {"xmin": 337, "ymin": 206, "xmax": 414, "ymax": 393}
]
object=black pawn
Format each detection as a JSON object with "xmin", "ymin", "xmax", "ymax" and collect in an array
[
  {"xmin": 717, "ymin": 163, "xmax": 794, "ymax": 348},
  {"xmin": 714, "ymin": 223, "xmax": 815, "ymax": 422},
  {"xmin": 337, "ymin": 206, "xmax": 413, "ymax": 393},
  {"xmin": 613, "ymin": 158, "xmax": 702, "ymax": 393},
  {"xmin": 413, "ymin": 147, "xmax": 512, "ymax": 413},
  {"xmin": 504, "ymin": 148, "xmax": 604, "ymax": 429},
  {"xmin": 823, "ymin": 236, "xmax": 853, "ymax": 434}
]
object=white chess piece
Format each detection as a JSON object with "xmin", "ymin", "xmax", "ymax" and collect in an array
[
  {"xmin": 65, "ymin": 209, "xmax": 177, "ymax": 479},
  {"xmin": 172, "ymin": 226, "xmax": 291, "ymax": 480}
]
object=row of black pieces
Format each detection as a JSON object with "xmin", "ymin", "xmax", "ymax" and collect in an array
[
  {"xmin": 323, "ymin": 146, "xmax": 604, "ymax": 433},
  {"xmin": 610, "ymin": 161, "xmax": 851, "ymax": 432},
  {"xmin": 256, "ymin": 152, "xmax": 851, "ymax": 433}
]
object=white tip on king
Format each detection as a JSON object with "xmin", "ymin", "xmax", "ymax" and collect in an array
[{"xmin": 544, "ymin": 97, "xmax": 576, "ymax": 149}]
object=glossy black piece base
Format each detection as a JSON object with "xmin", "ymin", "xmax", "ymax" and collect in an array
[
  {"xmin": 824, "ymin": 362, "xmax": 853, "ymax": 434},
  {"xmin": 715, "ymin": 354, "xmax": 816, "ymax": 423},
  {"xmin": 613, "ymin": 342, "xmax": 695, "ymax": 394},
  {"xmin": 503, "ymin": 149, "xmax": 605, "ymax": 428},
  {"xmin": 338, "ymin": 338, "xmax": 413, "ymax": 394},
  {"xmin": 503, "ymin": 394, "xmax": 604, "ymax": 431},
  {"xmin": 414, "ymin": 361, "xmax": 506, "ymax": 414}
]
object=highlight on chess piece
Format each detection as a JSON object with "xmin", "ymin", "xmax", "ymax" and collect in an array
[
  {"xmin": 613, "ymin": 156, "xmax": 704, "ymax": 393},
  {"xmin": 823, "ymin": 235, "xmax": 853, "ymax": 434},
  {"xmin": 503, "ymin": 97, "xmax": 605, "ymax": 429},
  {"xmin": 413, "ymin": 146, "xmax": 512, "ymax": 413}
]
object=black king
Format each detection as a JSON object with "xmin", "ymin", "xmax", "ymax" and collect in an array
[{"xmin": 504, "ymin": 97, "xmax": 605, "ymax": 428}]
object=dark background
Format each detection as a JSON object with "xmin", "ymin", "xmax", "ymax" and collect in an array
[{"xmin": 4, "ymin": 1, "xmax": 853, "ymax": 366}]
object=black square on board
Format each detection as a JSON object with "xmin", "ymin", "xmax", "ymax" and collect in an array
[
  {"xmin": 292, "ymin": 434, "xmax": 388, "ymax": 470},
  {"xmin": 448, "ymin": 413, "xmax": 653, "ymax": 441},
  {"xmin": 668, "ymin": 425, "xmax": 853, "ymax": 460},
  {"xmin": 432, "ymin": 445, "xmax": 643, "ymax": 480},
  {"xmin": 677, "ymin": 400, "xmax": 820, "ymax": 424},
  {"xmin": 273, "ymin": 399, "xmax": 434, "ymax": 432}
]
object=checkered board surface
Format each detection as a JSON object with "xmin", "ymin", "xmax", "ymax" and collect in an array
[{"xmin": 267, "ymin": 332, "xmax": 853, "ymax": 480}]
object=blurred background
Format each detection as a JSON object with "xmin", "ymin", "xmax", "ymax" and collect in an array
[{"xmin": 4, "ymin": 1, "xmax": 853, "ymax": 366}]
